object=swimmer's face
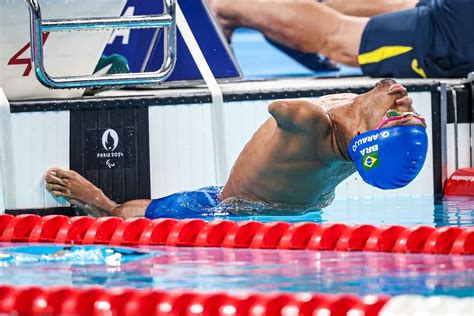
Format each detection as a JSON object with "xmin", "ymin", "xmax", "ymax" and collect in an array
[{"xmin": 365, "ymin": 79, "xmax": 427, "ymax": 130}]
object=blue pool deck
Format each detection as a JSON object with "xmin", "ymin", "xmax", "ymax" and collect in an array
[{"xmin": 232, "ymin": 29, "xmax": 363, "ymax": 79}]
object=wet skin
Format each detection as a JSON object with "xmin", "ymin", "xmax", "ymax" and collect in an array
[
  {"xmin": 45, "ymin": 79, "xmax": 426, "ymax": 217},
  {"xmin": 221, "ymin": 79, "xmax": 426, "ymax": 210}
]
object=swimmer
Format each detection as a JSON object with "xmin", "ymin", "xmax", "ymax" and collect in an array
[
  {"xmin": 209, "ymin": 0, "xmax": 474, "ymax": 78},
  {"xmin": 45, "ymin": 79, "xmax": 427, "ymax": 218}
]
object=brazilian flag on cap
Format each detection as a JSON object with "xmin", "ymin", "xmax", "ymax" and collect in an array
[{"xmin": 363, "ymin": 152, "xmax": 380, "ymax": 171}]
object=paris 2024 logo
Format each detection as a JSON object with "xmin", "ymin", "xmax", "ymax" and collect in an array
[{"xmin": 97, "ymin": 129, "xmax": 124, "ymax": 168}]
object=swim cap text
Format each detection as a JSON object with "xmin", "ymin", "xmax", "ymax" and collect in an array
[
  {"xmin": 352, "ymin": 134, "xmax": 379, "ymax": 152},
  {"xmin": 360, "ymin": 145, "xmax": 378, "ymax": 156}
]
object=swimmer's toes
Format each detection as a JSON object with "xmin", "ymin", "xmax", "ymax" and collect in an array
[
  {"xmin": 45, "ymin": 183, "xmax": 68, "ymax": 193},
  {"xmin": 45, "ymin": 173, "xmax": 69, "ymax": 186},
  {"xmin": 51, "ymin": 190, "xmax": 64, "ymax": 197},
  {"xmin": 52, "ymin": 168, "xmax": 74, "ymax": 180}
]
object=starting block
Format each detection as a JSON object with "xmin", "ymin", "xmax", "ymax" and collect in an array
[{"xmin": 0, "ymin": 0, "xmax": 241, "ymax": 100}]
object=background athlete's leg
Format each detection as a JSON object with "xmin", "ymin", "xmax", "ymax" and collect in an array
[
  {"xmin": 209, "ymin": 0, "xmax": 368, "ymax": 66},
  {"xmin": 325, "ymin": 0, "xmax": 418, "ymax": 17}
]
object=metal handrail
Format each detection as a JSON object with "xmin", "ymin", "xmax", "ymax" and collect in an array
[{"xmin": 24, "ymin": 0, "xmax": 177, "ymax": 89}]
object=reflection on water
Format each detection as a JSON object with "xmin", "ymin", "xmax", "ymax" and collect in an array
[
  {"xmin": 435, "ymin": 197, "xmax": 474, "ymax": 227},
  {"xmin": 0, "ymin": 244, "xmax": 472, "ymax": 297}
]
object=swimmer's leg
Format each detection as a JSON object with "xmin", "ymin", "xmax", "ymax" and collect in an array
[
  {"xmin": 44, "ymin": 168, "xmax": 150, "ymax": 219},
  {"xmin": 210, "ymin": 0, "xmax": 368, "ymax": 66}
]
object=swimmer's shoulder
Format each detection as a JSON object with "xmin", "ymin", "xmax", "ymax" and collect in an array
[{"xmin": 268, "ymin": 98, "xmax": 331, "ymax": 132}]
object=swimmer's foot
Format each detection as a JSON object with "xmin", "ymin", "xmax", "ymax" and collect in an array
[{"xmin": 44, "ymin": 168, "xmax": 118, "ymax": 217}]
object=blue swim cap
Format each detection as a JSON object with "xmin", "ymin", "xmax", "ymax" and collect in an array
[{"xmin": 348, "ymin": 125, "xmax": 428, "ymax": 190}]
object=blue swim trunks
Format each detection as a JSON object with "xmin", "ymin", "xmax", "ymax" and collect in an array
[
  {"xmin": 144, "ymin": 186, "xmax": 224, "ymax": 219},
  {"xmin": 359, "ymin": 0, "xmax": 474, "ymax": 78},
  {"xmin": 144, "ymin": 186, "xmax": 329, "ymax": 219}
]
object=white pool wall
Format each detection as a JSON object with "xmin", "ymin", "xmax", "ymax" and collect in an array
[{"xmin": 0, "ymin": 89, "xmax": 469, "ymax": 212}]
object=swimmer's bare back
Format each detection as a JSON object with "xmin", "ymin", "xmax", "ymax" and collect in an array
[{"xmin": 221, "ymin": 96, "xmax": 357, "ymax": 210}]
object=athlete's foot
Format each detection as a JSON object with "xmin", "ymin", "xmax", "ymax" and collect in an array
[{"xmin": 44, "ymin": 168, "xmax": 118, "ymax": 217}]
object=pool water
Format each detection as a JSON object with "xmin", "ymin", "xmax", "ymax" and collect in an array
[
  {"xmin": 0, "ymin": 196, "xmax": 472, "ymax": 298},
  {"xmin": 0, "ymin": 245, "xmax": 152, "ymax": 265},
  {"xmin": 196, "ymin": 196, "xmax": 474, "ymax": 227},
  {"xmin": 0, "ymin": 244, "xmax": 473, "ymax": 297}
]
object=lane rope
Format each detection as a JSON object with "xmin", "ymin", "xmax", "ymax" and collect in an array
[
  {"xmin": 0, "ymin": 214, "xmax": 472, "ymax": 254},
  {"xmin": 0, "ymin": 286, "xmax": 389, "ymax": 316},
  {"xmin": 1, "ymin": 286, "xmax": 472, "ymax": 316}
]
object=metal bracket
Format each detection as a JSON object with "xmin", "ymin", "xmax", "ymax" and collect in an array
[
  {"xmin": 469, "ymin": 72, "xmax": 474, "ymax": 167},
  {"xmin": 25, "ymin": 0, "xmax": 177, "ymax": 89}
]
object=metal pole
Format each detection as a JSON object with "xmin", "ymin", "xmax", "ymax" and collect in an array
[
  {"xmin": 439, "ymin": 82, "xmax": 448, "ymax": 190},
  {"xmin": 451, "ymin": 88, "xmax": 459, "ymax": 170}
]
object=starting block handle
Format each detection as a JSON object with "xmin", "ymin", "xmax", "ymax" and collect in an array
[{"xmin": 25, "ymin": 0, "xmax": 177, "ymax": 89}]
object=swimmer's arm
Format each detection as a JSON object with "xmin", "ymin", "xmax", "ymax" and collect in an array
[{"xmin": 268, "ymin": 99, "xmax": 331, "ymax": 132}]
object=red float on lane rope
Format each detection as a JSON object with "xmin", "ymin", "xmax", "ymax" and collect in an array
[
  {"xmin": 1, "ymin": 214, "xmax": 42, "ymax": 242},
  {"xmin": 29, "ymin": 215, "xmax": 69, "ymax": 242},
  {"xmin": 54, "ymin": 216, "xmax": 95, "ymax": 244},
  {"xmin": 392, "ymin": 226, "xmax": 435, "ymax": 253},
  {"xmin": 422, "ymin": 226, "xmax": 463, "ymax": 254},
  {"xmin": 82, "ymin": 217, "xmax": 124, "ymax": 245},
  {"xmin": 307, "ymin": 223, "xmax": 349, "ymax": 250},
  {"xmin": 0, "ymin": 214, "xmax": 14, "ymax": 237},
  {"xmin": 365, "ymin": 225, "xmax": 406, "ymax": 252},
  {"xmin": 222, "ymin": 221, "xmax": 264, "ymax": 248},
  {"xmin": 194, "ymin": 220, "xmax": 238, "ymax": 247},
  {"xmin": 278, "ymin": 222, "xmax": 320, "ymax": 249},
  {"xmin": 110, "ymin": 217, "xmax": 151, "ymax": 246},
  {"xmin": 166, "ymin": 219, "xmax": 207, "ymax": 246},
  {"xmin": 336, "ymin": 224, "xmax": 377, "ymax": 251},
  {"xmin": 451, "ymin": 227, "xmax": 474, "ymax": 255},
  {"xmin": 138, "ymin": 218, "xmax": 178, "ymax": 245},
  {"xmin": 250, "ymin": 222, "xmax": 290, "ymax": 249}
]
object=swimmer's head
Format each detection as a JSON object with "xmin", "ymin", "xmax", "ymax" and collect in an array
[
  {"xmin": 348, "ymin": 119, "xmax": 428, "ymax": 189},
  {"xmin": 347, "ymin": 84, "xmax": 428, "ymax": 190}
]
